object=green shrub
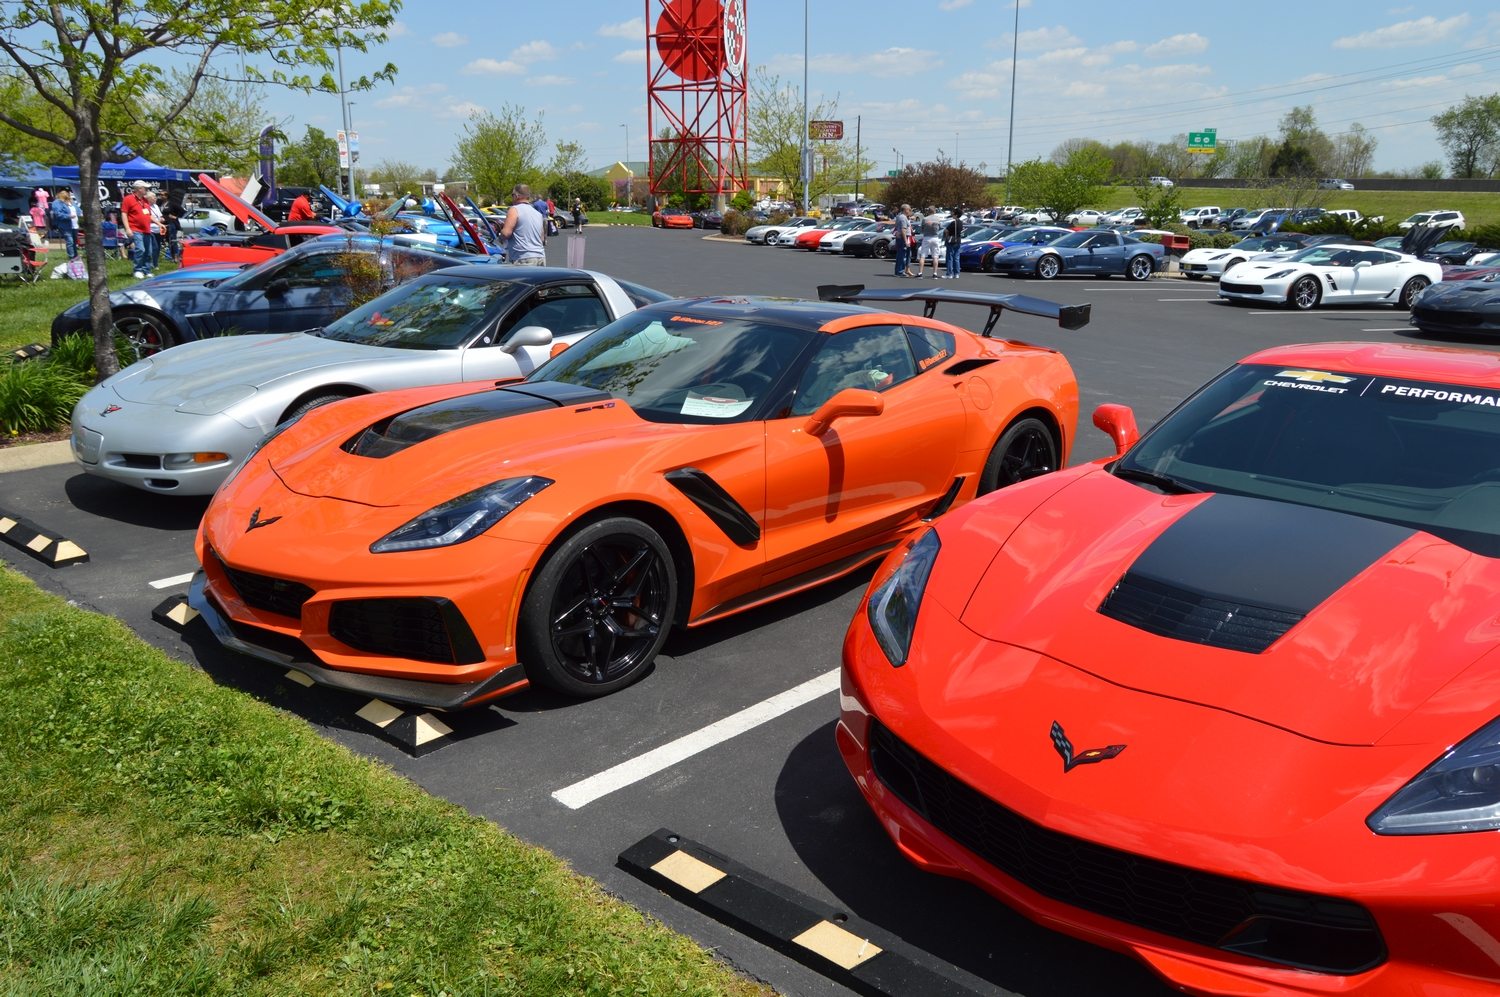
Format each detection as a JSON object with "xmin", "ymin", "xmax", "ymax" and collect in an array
[
  {"xmin": 720, "ymin": 209, "xmax": 751, "ymax": 237},
  {"xmin": 0, "ymin": 356, "xmax": 88, "ymax": 436},
  {"xmin": 45, "ymin": 332, "xmax": 98, "ymax": 380}
]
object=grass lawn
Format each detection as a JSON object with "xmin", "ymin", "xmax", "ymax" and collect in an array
[
  {"xmin": 587, "ymin": 210, "xmax": 652, "ymax": 227},
  {"xmin": 0, "ymin": 255, "xmax": 155, "ymax": 359},
  {"xmin": 0, "ymin": 565, "xmax": 769, "ymax": 996}
]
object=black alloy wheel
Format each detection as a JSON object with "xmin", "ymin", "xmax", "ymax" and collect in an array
[{"xmin": 978, "ymin": 418, "xmax": 1059, "ymax": 494}]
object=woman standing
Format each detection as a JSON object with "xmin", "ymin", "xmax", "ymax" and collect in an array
[{"xmin": 51, "ymin": 188, "xmax": 79, "ymax": 260}]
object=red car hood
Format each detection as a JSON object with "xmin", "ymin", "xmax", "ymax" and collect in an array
[
  {"xmin": 943, "ymin": 468, "xmax": 1499, "ymax": 746},
  {"xmin": 198, "ymin": 172, "xmax": 276, "ymax": 232}
]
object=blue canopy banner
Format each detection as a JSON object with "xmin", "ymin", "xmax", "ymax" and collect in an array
[{"xmin": 51, "ymin": 144, "xmax": 195, "ymax": 183}]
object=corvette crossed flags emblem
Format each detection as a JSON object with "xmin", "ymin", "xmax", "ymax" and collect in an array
[{"xmin": 1050, "ymin": 721, "xmax": 1126, "ymax": 773}]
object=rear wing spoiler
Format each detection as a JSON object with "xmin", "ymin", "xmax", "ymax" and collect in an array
[{"xmin": 817, "ymin": 284, "xmax": 1091, "ymax": 336}]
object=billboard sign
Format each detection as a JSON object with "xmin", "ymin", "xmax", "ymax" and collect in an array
[
  {"xmin": 1187, "ymin": 128, "xmax": 1217, "ymax": 154},
  {"xmin": 809, "ymin": 120, "xmax": 844, "ymax": 141}
]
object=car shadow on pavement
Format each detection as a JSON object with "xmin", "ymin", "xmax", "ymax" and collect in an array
[
  {"xmin": 773, "ymin": 722, "xmax": 1176, "ymax": 997},
  {"xmin": 64, "ymin": 474, "xmax": 210, "ymax": 531},
  {"xmin": 660, "ymin": 567, "xmax": 873, "ymax": 658}
]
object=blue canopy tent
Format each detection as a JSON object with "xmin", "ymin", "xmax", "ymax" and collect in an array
[
  {"xmin": 51, "ymin": 145, "xmax": 194, "ymax": 183},
  {"xmin": 0, "ymin": 161, "xmax": 61, "ymax": 188}
]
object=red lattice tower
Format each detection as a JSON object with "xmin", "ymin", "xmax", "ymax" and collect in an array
[{"xmin": 646, "ymin": 0, "xmax": 748, "ymax": 198}]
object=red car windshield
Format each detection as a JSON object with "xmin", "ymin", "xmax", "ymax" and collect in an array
[{"xmin": 1116, "ymin": 363, "xmax": 1500, "ymax": 555}]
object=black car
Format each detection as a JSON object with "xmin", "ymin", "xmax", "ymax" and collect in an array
[
  {"xmin": 691, "ymin": 209, "xmax": 724, "ymax": 230},
  {"xmin": 1218, "ymin": 208, "xmax": 1249, "ymax": 229},
  {"xmin": 841, "ymin": 221, "xmax": 898, "ymax": 258},
  {"xmin": 1422, "ymin": 240, "xmax": 1493, "ymax": 266}
]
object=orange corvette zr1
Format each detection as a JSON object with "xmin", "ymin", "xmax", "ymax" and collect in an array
[
  {"xmin": 840, "ymin": 342, "xmax": 1500, "ymax": 994},
  {"xmin": 189, "ymin": 286, "xmax": 1087, "ymax": 709}
]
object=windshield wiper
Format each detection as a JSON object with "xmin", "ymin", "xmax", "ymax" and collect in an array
[
  {"xmin": 301, "ymin": 326, "xmax": 325, "ymax": 337},
  {"xmin": 1112, "ymin": 465, "xmax": 1198, "ymax": 494}
]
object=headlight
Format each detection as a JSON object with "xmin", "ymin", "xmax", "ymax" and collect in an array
[
  {"xmin": 866, "ymin": 529, "xmax": 941, "ymax": 666},
  {"xmin": 1369, "ymin": 716, "xmax": 1500, "ymax": 834},
  {"xmin": 371, "ymin": 476, "xmax": 553, "ymax": 553},
  {"xmin": 1267, "ymin": 269, "xmax": 1294, "ymax": 279}
]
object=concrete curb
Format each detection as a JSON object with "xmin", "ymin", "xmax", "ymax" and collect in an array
[{"xmin": 0, "ymin": 440, "xmax": 73, "ymax": 473}]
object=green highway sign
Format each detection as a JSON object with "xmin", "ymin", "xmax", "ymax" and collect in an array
[
  {"xmin": 1187, "ymin": 128, "xmax": 1218, "ymax": 154},
  {"xmin": 886, "ymin": 170, "xmax": 901, "ymax": 177}
]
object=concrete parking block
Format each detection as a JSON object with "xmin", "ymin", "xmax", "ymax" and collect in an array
[{"xmin": 0, "ymin": 508, "xmax": 88, "ymax": 567}]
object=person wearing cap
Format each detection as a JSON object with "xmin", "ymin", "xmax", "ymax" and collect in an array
[
  {"xmin": 120, "ymin": 180, "xmax": 154, "ymax": 278},
  {"xmin": 499, "ymin": 183, "xmax": 545, "ymax": 265}
]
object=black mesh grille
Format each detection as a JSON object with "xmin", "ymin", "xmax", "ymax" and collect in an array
[
  {"xmin": 867, "ymin": 721, "xmax": 1384, "ymax": 974},
  {"xmin": 1411, "ymin": 306, "xmax": 1482, "ymax": 327},
  {"xmin": 328, "ymin": 598, "xmax": 480, "ymax": 665},
  {"xmin": 1219, "ymin": 281, "xmax": 1264, "ymax": 294},
  {"xmin": 212, "ymin": 550, "xmax": 314, "ymax": 619},
  {"xmin": 1098, "ymin": 573, "xmax": 1301, "ymax": 653}
]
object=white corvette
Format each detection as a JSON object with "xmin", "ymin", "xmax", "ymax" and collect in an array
[
  {"xmin": 1178, "ymin": 235, "xmax": 1308, "ymax": 280},
  {"xmin": 818, "ymin": 218, "xmax": 878, "ymax": 252},
  {"xmin": 1218, "ymin": 238, "xmax": 1443, "ymax": 311}
]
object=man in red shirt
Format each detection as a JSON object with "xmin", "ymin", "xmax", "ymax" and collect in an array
[
  {"xmin": 288, "ymin": 191, "xmax": 316, "ymax": 222},
  {"xmin": 120, "ymin": 180, "xmax": 154, "ymax": 278}
]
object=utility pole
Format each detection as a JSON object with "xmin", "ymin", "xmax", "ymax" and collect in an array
[
  {"xmin": 854, "ymin": 115, "xmax": 861, "ymax": 203},
  {"xmin": 1003, "ymin": 0, "xmax": 1020, "ymax": 204},
  {"xmin": 801, "ymin": 0, "xmax": 810, "ymax": 214}
]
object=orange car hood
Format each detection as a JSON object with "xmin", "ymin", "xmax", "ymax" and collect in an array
[
  {"xmin": 950, "ymin": 469, "xmax": 1500, "ymax": 746},
  {"xmin": 270, "ymin": 382, "xmax": 681, "ymax": 509}
]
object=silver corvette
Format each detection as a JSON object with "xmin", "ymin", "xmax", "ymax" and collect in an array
[{"xmin": 69, "ymin": 265, "xmax": 670, "ymax": 495}]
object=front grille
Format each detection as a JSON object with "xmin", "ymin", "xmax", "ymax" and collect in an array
[
  {"xmin": 211, "ymin": 550, "xmax": 314, "ymax": 619},
  {"xmin": 1220, "ymin": 281, "xmax": 1264, "ymax": 294},
  {"xmin": 328, "ymin": 597, "xmax": 483, "ymax": 665},
  {"xmin": 1098, "ymin": 573, "xmax": 1301, "ymax": 653},
  {"xmin": 868, "ymin": 722, "xmax": 1385, "ymax": 974},
  {"xmin": 1411, "ymin": 306, "xmax": 1482, "ymax": 327}
]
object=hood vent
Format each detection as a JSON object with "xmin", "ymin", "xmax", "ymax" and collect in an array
[
  {"xmin": 343, "ymin": 381, "xmax": 611, "ymax": 459},
  {"xmin": 1100, "ymin": 574, "xmax": 1302, "ymax": 654}
]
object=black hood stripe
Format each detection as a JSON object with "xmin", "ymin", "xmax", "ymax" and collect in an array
[
  {"xmin": 343, "ymin": 380, "xmax": 611, "ymax": 459},
  {"xmin": 1100, "ymin": 494, "xmax": 1414, "ymax": 653}
]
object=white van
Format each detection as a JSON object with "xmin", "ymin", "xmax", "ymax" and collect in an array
[{"xmin": 1179, "ymin": 206, "xmax": 1221, "ymax": 228}]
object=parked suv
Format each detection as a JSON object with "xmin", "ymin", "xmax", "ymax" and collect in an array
[
  {"xmin": 1399, "ymin": 209, "xmax": 1465, "ymax": 231},
  {"xmin": 1178, "ymin": 206, "xmax": 1221, "ymax": 228},
  {"xmin": 1318, "ymin": 178, "xmax": 1355, "ymax": 190},
  {"xmin": 1148, "ymin": 176, "xmax": 1173, "ymax": 187}
]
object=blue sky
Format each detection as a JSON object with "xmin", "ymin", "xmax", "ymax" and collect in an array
[{"xmin": 257, "ymin": 1, "xmax": 1500, "ymax": 178}]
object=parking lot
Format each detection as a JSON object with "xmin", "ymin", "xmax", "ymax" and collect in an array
[{"xmin": 4, "ymin": 226, "xmax": 1492, "ymax": 997}]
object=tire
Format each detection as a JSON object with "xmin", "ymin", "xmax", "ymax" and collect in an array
[
  {"xmin": 1397, "ymin": 275, "xmax": 1430, "ymax": 310},
  {"xmin": 282, "ymin": 392, "xmax": 351, "ymax": 423},
  {"xmin": 519, "ymin": 517, "xmax": 677, "ymax": 698},
  {"xmin": 113, "ymin": 309, "xmax": 177, "ymax": 361},
  {"xmin": 1184, "ymin": 273, "xmax": 1203, "ymax": 281},
  {"xmin": 1126, "ymin": 254, "xmax": 1154, "ymax": 281},
  {"xmin": 978, "ymin": 418, "xmax": 1060, "ymax": 494},
  {"xmin": 981, "ymin": 251, "xmax": 998, "ymax": 272},
  {"xmin": 1222, "ymin": 257, "xmax": 1245, "ymax": 275},
  {"xmin": 873, "ymin": 240, "xmax": 889, "ymax": 259},
  {"xmin": 1288, "ymin": 275, "xmax": 1321, "ymax": 310},
  {"xmin": 1036, "ymin": 254, "xmax": 1061, "ymax": 280}
]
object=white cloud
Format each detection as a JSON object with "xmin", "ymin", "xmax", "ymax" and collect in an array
[
  {"xmin": 374, "ymin": 83, "xmax": 448, "ymax": 108},
  {"xmin": 938, "ymin": 0, "xmax": 972, "ymax": 9},
  {"xmin": 1333, "ymin": 14, "xmax": 1468, "ymax": 49},
  {"xmin": 1063, "ymin": 82, "xmax": 1107, "ymax": 99},
  {"xmin": 1016, "ymin": 26, "xmax": 1079, "ymax": 51},
  {"xmin": 1035, "ymin": 46, "xmax": 1088, "ymax": 64},
  {"xmin": 511, "ymin": 40, "xmax": 558, "ymax": 63},
  {"xmin": 810, "ymin": 47, "xmax": 941, "ymax": 77},
  {"xmin": 598, "ymin": 17, "xmax": 644, "ymax": 39},
  {"xmin": 1387, "ymin": 74, "xmax": 1448, "ymax": 89},
  {"xmin": 431, "ymin": 32, "xmax": 465, "ymax": 48},
  {"xmin": 529, "ymin": 75, "xmax": 575, "ymax": 87},
  {"xmin": 441, "ymin": 101, "xmax": 486, "ymax": 120},
  {"xmin": 386, "ymin": 20, "xmax": 408, "ymax": 38},
  {"xmin": 1144, "ymin": 33, "xmax": 1207, "ymax": 58},
  {"xmin": 614, "ymin": 48, "xmax": 646, "ymax": 65},
  {"xmin": 463, "ymin": 58, "xmax": 522, "ymax": 76}
]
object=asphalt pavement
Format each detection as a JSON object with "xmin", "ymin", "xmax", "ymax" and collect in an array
[{"xmin": 4, "ymin": 227, "xmax": 1492, "ymax": 997}]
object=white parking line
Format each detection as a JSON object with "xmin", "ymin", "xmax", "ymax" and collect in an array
[
  {"xmin": 551, "ymin": 668, "xmax": 841, "ymax": 810},
  {"xmin": 1158, "ymin": 298, "xmax": 1214, "ymax": 302},
  {"xmin": 1246, "ymin": 310, "xmax": 1397, "ymax": 316},
  {"xmin": 148, "ymin": 571, "xmax": 197, "ymax": 590}
]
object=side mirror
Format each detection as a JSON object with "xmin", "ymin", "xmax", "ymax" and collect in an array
[
  {"xmin": 804, "ymin": 387, "xmax": 884, "ymax": 436},
  {"xmin": 264, "ymin": 277, "xmax": 290, "ymax": 296},
  {"xmin": 501, "ymin": 325, "xmax": 553, "ymax": 354},
  {"xmin": 1093, "ymin": 403, "xmax": 1139, "ymax": 457}
]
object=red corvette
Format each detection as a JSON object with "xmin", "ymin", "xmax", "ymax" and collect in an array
[
  {"xmin": 651, "ymin": 207, "xmax": 695, "ymax": 229},
  {"xmin": 189, "ymin": 285, "xmax": 1087, "ymax": 709},
  {"xmin": 841, "ymin": 342, "xmax": 1500, "ymax": 994},
  {"xmin": 179, "ymin": 174, "xmax": 341, "ymax": 267}
]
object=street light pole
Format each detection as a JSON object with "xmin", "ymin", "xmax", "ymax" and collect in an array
[
  {"xmin": 1004, "ymin": 0, "xmax": 1020, "ymax": 203},
  {"xmin": 801, "ymin": 0, "xmax": 810, "ymax": 215},
  {"xmin": 336, "ymin": 38, "xmax": 352, "ymax": 200},
  {"xmin": 348, "ymin": 102, "xmax": 359, "ymax": 201},
  {"xmin": 892, "ymin": 147, "xmax": 903, "ymax": 172}
]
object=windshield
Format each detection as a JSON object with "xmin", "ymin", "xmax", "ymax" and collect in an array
[
  {"xmin": 1051, "ymin": 232, "xmax": 1098, "ymax": 248},
  {"xmin": 530, "ymin": 308, "xmax": 814, "ymax": 425},
  {"xmin": 1433, "ymin": 241, "xmax": 1471, "ymax": 253},
  {"xmin": 1116, "ymin": 363, "xmax": 1500, "ymax": 556},
  {"xmin": 1006, "ymin": 227, "xmax": 1062, "ymax": 243},
  {"xmin": 319, "ymin": 274, "xmax": 518, "ymax": 349},
  {"xmin": 1285, "ymin": 246, "xmax": 1361, "ymax": 265}
]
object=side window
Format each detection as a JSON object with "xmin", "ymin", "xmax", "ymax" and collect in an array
[
  {"xmin": 496, "ymin": 283, "xmax": 610, "ymax": 344},
  {"xmin": 273, "ymin": 252, "xmax": 346, "ymax": 287},
  {"xmin": 791, "ymin": 325, "xmax": 917, "ymax": 416},
  {"xmin": 905, "ymin": 327, "xmax": 955, "ymax": 372},
  {"xmin": 389, "ymin": 249, "xmax": 449, "ymax": 285}
]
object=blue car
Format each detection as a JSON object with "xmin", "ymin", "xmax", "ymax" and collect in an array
[
  {"xmin": 957, "ymin": 225, "xmax": 1069, "ymax": 272},
  {"xmin": 990, "ymin": 228, "xmax": 1164, "ymax": 281},
  {"xmin": 51, "ymin": 235, "xmax": 488, "ymax": 357}
]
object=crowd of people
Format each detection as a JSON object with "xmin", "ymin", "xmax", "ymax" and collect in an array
[
  {"xmin": 18, "ymin": 179, "xmax": 184, "ymax": 278},
  {"xmin": 891, "ymin": 204, "xmax": 968, "ymax": 279}
]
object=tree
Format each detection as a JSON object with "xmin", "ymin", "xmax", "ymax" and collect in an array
[
  {"xmin": 1329, "ymin": 123, "xmax": 1377, "ymax": 179},
  {"xmin": 1269, "ymin": 142, "xmax": 1318, "ymax": 180},
  {"xmin": 546, "ymin": 172, "xmax": 609, "ymax": 210},
  {"xmin": 1005, "ymin": 146, "xmax": 1110, "ymax": 222},
  {"xmin": 364, "ymin": 158, "xmax": 427, "ymax": 196},
  {"xmin": 0, "ymin": 0, "xmax": 397, "ymax": 380},
  {"xmin": 1277, "ymin": 105, "xmax": 1333, "ymax": 176},
  {"xmin": 277, "ymin": 125, "xmax": 339, "ymax": 188},
  {"xmin": 881, "ymin": 159, "xmax": 988, "ymax": 213},
  {"xmin": 1132, "ymin": 179, "xmax": 1181, "ymax": 229},
  {"xmin": 746, "ymin": 68, "xmax": 867, "ymax": 207},
  {"xmin": 133, "ymin": 69, "xmax": 271, "ymax": 175},
  {"xmin": 448, "ymin": 104, "xmax": 545, "ymax": 202},
  {"xmin": 1431, "ymin": 94, "xmax": 1500, "ymax": 178}
]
